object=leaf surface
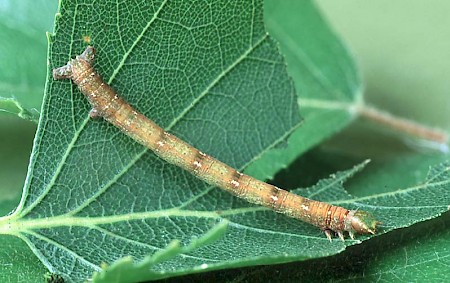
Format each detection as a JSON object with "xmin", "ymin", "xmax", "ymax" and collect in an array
[
  {"xmin": 246, "ymin": 0, "xmax": 362, "ymax": 180},
  {"xmin": 92, "ymin": 221, "xmax": 229, "ymax": 283},
  {"xmin": 207, "ymin": 154, "xmax": 450, "ymax": 283},
  {"xmin": 0, "ymin": 234, "xmax": 47, "ymax": 283},
  {"xmin": 1, "ymin": 0, "xmax": 300, "ymax": 281}
]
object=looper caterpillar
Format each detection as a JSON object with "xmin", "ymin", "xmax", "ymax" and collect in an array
[{"xmin": 53, "ymin": 46, "xmax": 379, "ymax": 241}]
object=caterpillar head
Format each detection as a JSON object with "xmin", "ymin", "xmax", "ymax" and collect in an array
[
  {"xmin": 345, "ymin": 210, "xmax": 380, "ymax": 235},
  {"xmin": 53, "ymin": 46, "xmax": 95, "ymax": 81}
]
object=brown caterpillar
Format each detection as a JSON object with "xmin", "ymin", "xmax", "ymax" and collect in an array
[{"xmin": 53, "ymin": 46, "xmax": 379, "ymax": 241}]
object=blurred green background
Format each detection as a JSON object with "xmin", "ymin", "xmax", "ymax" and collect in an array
[
  {"xmin": 316, "ymin": 0, "xmax": 450, "ymax": 159},
  {"xmin": 317, "ymin": 0, "xmax": 450, "ymax": 130},
  {"xmin": 0, "ymin": 0, "xmax": 56, "ymax": 205}
]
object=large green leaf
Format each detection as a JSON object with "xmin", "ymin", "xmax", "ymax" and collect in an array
[
  {"xmin": 245, "ymin": 0, "xmax": 361, "ymax": 180},
  {"xmin": 92, "ymin": 159, "xmax": 449, "ymax": 282},
  {"xmin": 188, "ymin": 213, "xmax": 450, "ymax": 283},
  {"xmin": 1, "ymin": 0, "xmax": 300, "ymax": 281},
  {"xmin": 201, "ymin": 154, "xmax": 449, "ymax": 283}
]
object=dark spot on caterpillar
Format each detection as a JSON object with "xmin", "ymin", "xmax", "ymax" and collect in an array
[
  {"xmin": 192, "ymin": 150, "xmax": 208, "ymax": 173},
  {"xmin": 268, "ymin": 186, "xmax": 283, "ymax": 210}
]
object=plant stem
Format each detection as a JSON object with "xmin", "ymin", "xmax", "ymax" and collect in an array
[{"xmin": 358, "ymin": 105, "xmax": 448, "ymax": 144}]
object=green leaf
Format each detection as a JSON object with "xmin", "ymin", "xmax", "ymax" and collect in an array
[
  {"xmin": 286, "ymin": 159, "xmax": 449, "ymax": 241},
  {"xmin": 336, "ymin": 214, "xmax": 450, "ymax": 282},
  {"xmin": 195, "ymin": 214, "xmax": 450, "ymax": 283},
  {"xmin": 0, "ymin": 234, "xmax": 48, "ymax": 283},
  {"xmin": 208, "ymin": 154, "xmax": 450, "ymax": 283},
  {"xmin": 324, "ymin": 155, "xmax": 450, "ymax": 282},
  {"xmin": 0, "ymin": 0, "xmax": 56, "ymax": 115},
  {"xmin": 0, "ymin": 97, "xmax": 39, "ymax": 123},
  {"xmin": 0, "ymin": 110, "xmax": 45, "ymax": 281},
  {"xmin": 1, "ymin": 0, "xmax": 300, "ymax": 281},
  {"xmin": 98, "ymin": 159, "xmax": 449, "ymax": 281},
  {"xmin": 245, "ymin": 0, "xmax": 361, "ymax": 180},
  {"xmin": 92, "ymin": 221, "xmax": 228, "ymax": 283}
]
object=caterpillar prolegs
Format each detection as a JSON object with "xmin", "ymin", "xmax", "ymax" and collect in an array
[{"xmin": 53, "ymin": 46, "xmax": 380, "ymax": 241}]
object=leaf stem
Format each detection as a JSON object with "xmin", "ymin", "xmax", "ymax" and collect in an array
[{"xmin": 357, "ymin": 105, "xmax": 448, "ymax": 145}]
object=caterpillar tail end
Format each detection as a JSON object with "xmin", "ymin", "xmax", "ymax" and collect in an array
[
  {"xmin": 346, "ymin": 210, "xmax": 380, "ymax": 235},
  {"xmin": 323, "ymin": 229, "xmax": 356, "ymax": 241}
]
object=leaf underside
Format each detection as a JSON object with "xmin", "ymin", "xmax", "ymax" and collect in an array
[
  {"xmin": 4, "ymin": 0, "xmax": 301, "ymax": 281},
  {"xmin": 95, "ymin": 160, "xmax": 450, "ymax": 282}
]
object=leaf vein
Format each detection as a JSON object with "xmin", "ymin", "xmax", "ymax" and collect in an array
[
  {"xmin": 165, "ymin": 33, "xmax": 269, "ymax": 131},
  {"xmin": 107, "ymin": 0, "xmax": 168, "ymax": 85},
  {"xmin": 24, "ymin": 230, "xmax": 102, "ymax": 272},
  {"xmin": 334, "ymin": 178, "xmax": 450, "ymax": 205},
  {"xmin": 19, "ymin": 116, "xmax": 91, "ymax": 217}
]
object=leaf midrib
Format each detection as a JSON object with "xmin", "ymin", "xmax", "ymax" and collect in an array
[{"xmin": 8, "ymin": 208, "xmax": 219, "ymax": 234}]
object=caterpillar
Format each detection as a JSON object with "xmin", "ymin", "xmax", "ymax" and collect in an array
[{"xmin": 53, "ymin": 46, "xmax": 379, "ymax": 241}]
